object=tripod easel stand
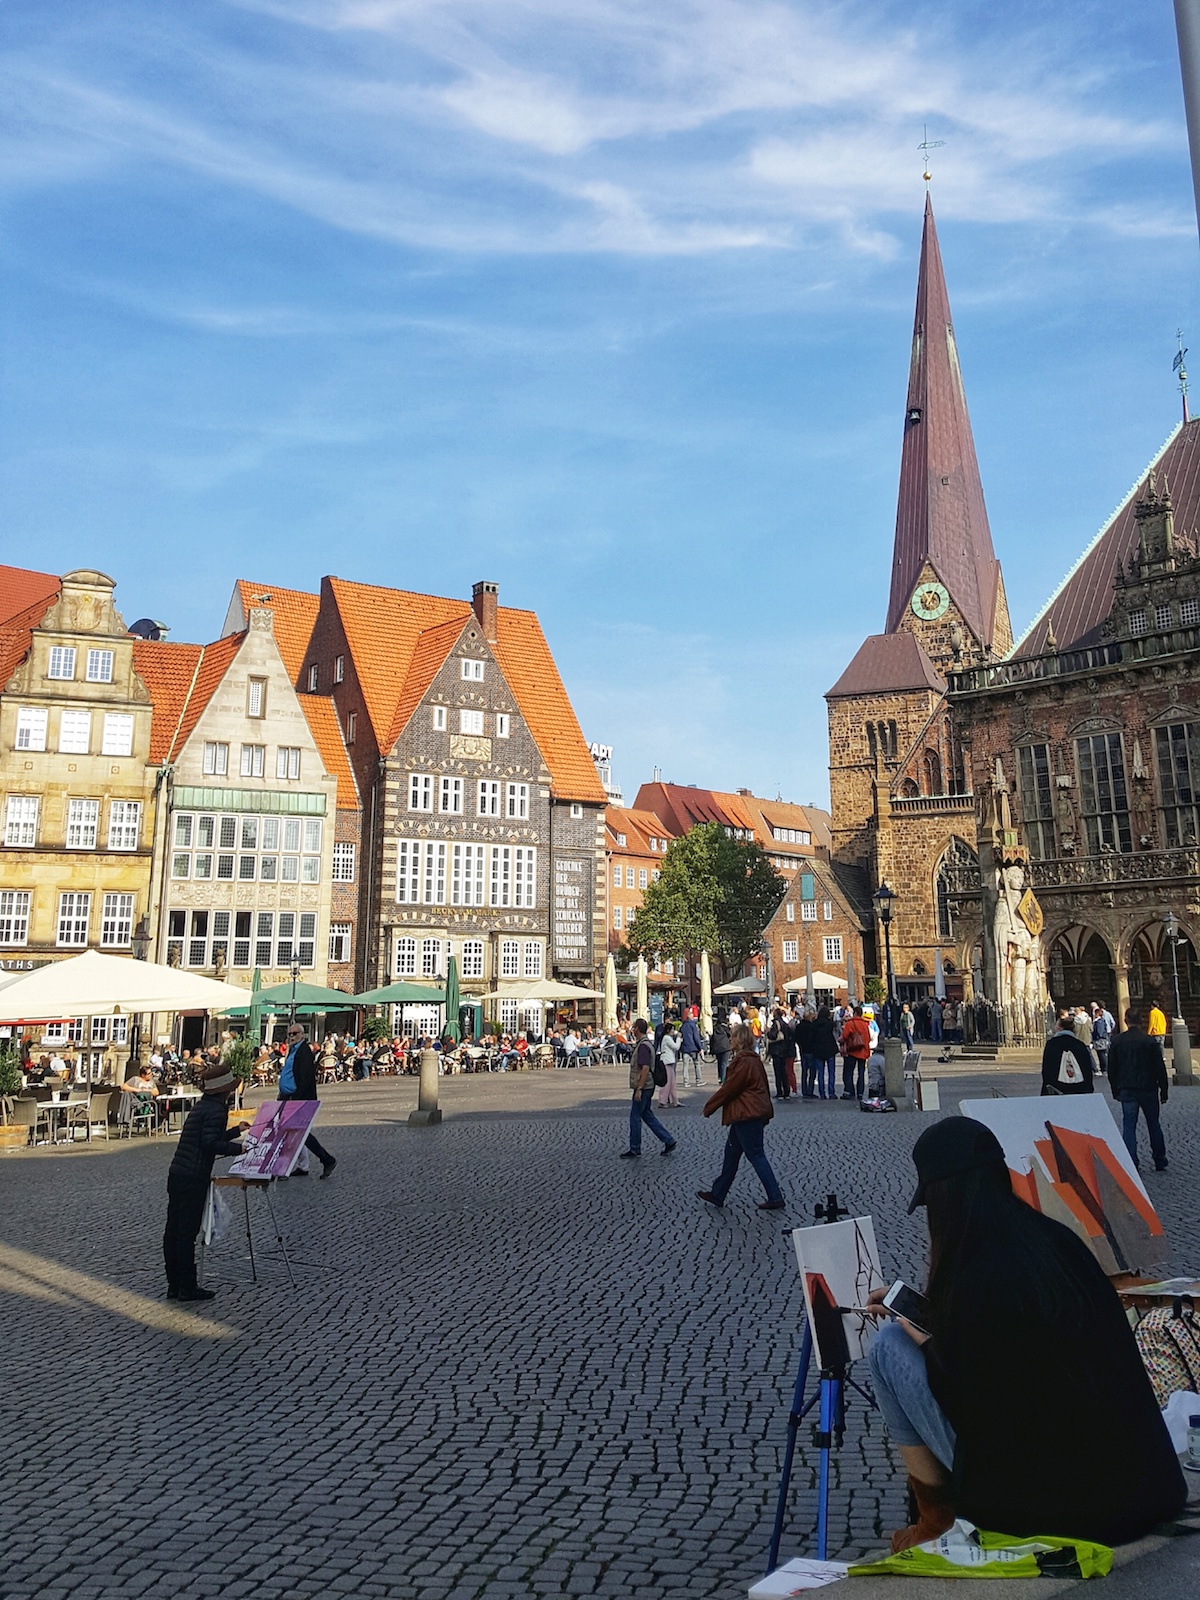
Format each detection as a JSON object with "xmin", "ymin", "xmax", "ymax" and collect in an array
[{"xmin": 205, "ymin": 1174, "xmax": 296, "ymax": 1288}]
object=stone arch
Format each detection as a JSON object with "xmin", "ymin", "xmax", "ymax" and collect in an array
[
  {"xmin": 1126, "ymin": 918, "xmax": 1200, "ymax": 1027},
  {"xmin": 1045, "ymin": 924, "xmax": 1116, "ymax": 1012},
  {"xmin": 899, "ymin": 777, "xmax": 919, "ymax": 797},
  {"xmin": 923, "ymin": 747, "xmax": 942, "ymax": 796},
  {"xmin": 933, "ymin": 835, "xmax": 977, "ymax": 941}
]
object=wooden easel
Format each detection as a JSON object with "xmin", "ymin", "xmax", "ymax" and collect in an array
[{"xmin": 205, "ymin": 1174, "xmax": 296, "ymax": 1287}]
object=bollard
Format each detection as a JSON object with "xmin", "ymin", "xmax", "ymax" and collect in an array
[
  {"xmin": 1171, "ymin": 1018, "xmax": 1195, "ymax": 1086},
  {"xmin": 884, "ymin": 1037, "xmax": 908, "ymax": 1107},
  {"xmin": 409, "ymin": 1046, "xmax": 443, "ymax": 1125}
]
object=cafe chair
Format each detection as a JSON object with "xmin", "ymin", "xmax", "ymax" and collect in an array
[
  {"xmin": 9, "ymin": 1096, "xmax": 44, "ymax": 1146},
  {"xmin": 63, "ymin": 1096, "xmax": 92, "ymax": 1143},
  {"xmin": 84, "ymin": 1090, "xmax": 113, "ymax": 1142}
]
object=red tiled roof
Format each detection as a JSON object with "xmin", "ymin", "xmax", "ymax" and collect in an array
[
  {"xmin": 886, "ymin": 196, "xmax": 1002, "ymax": 649},
  {"xmin": 606, "ymin": 806, "xmax": 671, "ymax": 854},
  {"xmin": 0, "ymin": 565, "xmax": 59, "ymax": 628},
  {"xmin": 232, "ymin": 580, "xmax": 319, "ymax": 681},
  {"xmin": 1013, "ymin": 419, "xmax": 1198, "ymax": 657},
  {"xmin": 300, "ymin": 695, "xmax": 359, "ymax": 810},
  {"xmin": 492, "ymin": 607, "xmax": 606, "ymax": 804},
  {"xmin": 825, "ymin": 633, "xmax": 946, "ymax": 698},
  {"xmin": 132, "ymin": 635, "xmax": 242, "ymax": 764},
  {"xmin": 630, "ymin": 783, "xmax": 822, "ymax": 854},
  {"xmin": 384, "ymin": 615, "xmax": 472, "ymax": 751}
]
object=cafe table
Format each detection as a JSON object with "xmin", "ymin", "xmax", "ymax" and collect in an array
[{"xmin": 156, "ymin": 1089, "xmax": 202, "ymax": 1134}]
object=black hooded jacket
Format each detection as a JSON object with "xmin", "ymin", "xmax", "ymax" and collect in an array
[{"xmin": 168, "ymin": 1095, "xmax": 242, "ymax": 1183}]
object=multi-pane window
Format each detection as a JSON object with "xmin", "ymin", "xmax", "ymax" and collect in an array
[
  {"xmin": 218, "ymin": 909, "xmax": 316, "ymax": 969},
  {"xmin": 801, "ymin": 900, "xmax": 818, "ymax": 922},
  {"xmin": 5, "ymin": 796, "xmax": 39, "ymax": 847},
  {"xmin": 450, "ymin": 843, "xmax": 486, "ymax": 906},
  {"xmin": 461, "ymin": 659, "xmax": 484, "ymax": 681},
  {"xmin": 334, "ymin": 655, "xmax": 344, "ymax": 683},
  {"xmin": 1156, "ymin": 603, "xmax": 1172, "ymax": 631},
  {"xmin": 0, "ymin": 891, "xmax": 31, "ymax": 946},
  {"xmin": 203, "ymin": 741, "xmax": 229, "ymax": 776},
  {"xmin": 1016, "ymin": 743, "xmax": 1056, "ymax": 859},
  {"xmin": 102, "ymin": 713, "xmax": 134, "ymax": 756},
  {"xmin": 171, "ymin": 811, "xmax": 320, "ymax": 883},
  {"xmin": 782, "ymin": 939, "xmax": 799, "ymax": 963},
  {"xmin": 1156, "ymin": 722, "xmax": 1200, "ymax": 846},
  {"xmin": 785, "ymin": 902, "xmax": 795, "ymax": 922},
  {"xmin": 48, "ymin": 646, "xmax": 76, "ymax": 679},
  {"xmin": 638, "ymin": 868, "xmax": 648, "ymax": 889},
  {"xmin": 506, "ymin": 783, "xmax": 529, "ymax": 819},
  {"xmin": 108, "ymin": 800, "xmax": 141, "ymax": 851},
  {"xmin": 1076, "ymin": 734, "xmax": 1131, "ymax": 853},
  {"xmin": 66, "ymin": 799, "xmax": 100, "ymax": 849},
  {"xmin": 90, "ymin": 1015, "xmax": 128, "ymax": 1044},
  {"xmin": 327, "ymin": 923, "xmax": 351, "ymax": 963},
  {"xmin": 410, "ymin": 773, "xmax": 434, "ymax": 811},
  {"xmin": 421, "ymin": 938, "xmax": 443, "ymax": 977},
  {"xmin": 276, "ymin": 747, "xmax": 301, "ymax": 780},
  {"xmin": 523, "ymin": 941, "xmax": 542, "ymax": 978},
  {"xmin": 500, "ymin": 939, "xmax": 521, "ymax": 977},
  {"xmin": 101, "ymin": 893, "xmax": 135, "ymax": 948},
  {"xmin": 399, "ymin": 840, "xmax": 536, "ymax": 907},
  {"xmin": 499, "ymin": 998, "xmax": 519, "ymax": 1032},
  {"xmin": 651, "ymin": 868, "xmax": 660, "ymax": 882},
  {"xmin": 432, "ymin": 704, "xmax": 447, "ymax": 731},
  {"xmin": 460, "ymin": 939, "xmax": 484, "ymax": 979},
  {"xmin": 613, "ymin": 863, "xmax": 622, "ymax": 887},
  {"xmin": 395, "ymin": 936, "xmax": 417, "ymax": 976},
  {"xmin": 491, "ymin": 845, "xmax": 536, "ymax": 908},
  {"xmin": 496, "ymin": 714, "xmax": 510, "ymax": 738},
  {"xmin": 57, "ymin": 892, "xmax": 91, "ymax": 947},
  {"xmin": 823, "ymin": 936, "xmax": 843, "ymax": 964},
  {"xmin": 613, "ymin": 905, "xmax": 623, "ymax": 929},
  {"xmin": 332, "ymin": 841, "xmax": 355, "ymax": 881},
  {"xmin": 86, "ymin": 649, "xmax": 114, "ymax": 683},
  {"xmin": 478, "ymin": 781, "xmax": 501, "ymax": 817},
  {"xmin": 440, "ymin": 776, "xmax": 463, "ymax": 814},
  {"xmin": 15, "ymin": 708, "xmax": 47, "ymax": 750},
  {"xmin": 59, "ymin": 710, "xmax": 91, "ymax": 753},
  {"xmin": 1183, "ymin": 598, "xmax": 1200, "ymax": 627},
  {"xmin": 1129, "ymin": 610, "xmax": 1148, "ymax": 636},
  {"xmin": 240, "ymin": 744, "xmax": 265, "ymax": 777},
  {"xmin": 308, "ymin": 664, "xmax": 319, "ymax": 692},
  {"xmin": 625, "ymin": 866, "xmax": 635, "ymax": 888},
  {"xmin": 823, "ymin": 900, "xmax": 833, "ymax": 921},
  {"xmin": 459, "ymin": 709, "xmax": 484, "ymax": 735},
  {"xmin": 247, "ymin": 678, "xmax": 267, "ymax": 718}
]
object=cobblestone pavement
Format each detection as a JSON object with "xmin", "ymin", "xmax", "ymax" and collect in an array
[{"xmin": 2, "ymin": 1064, "xmax": 1198, "ymax": 1600}]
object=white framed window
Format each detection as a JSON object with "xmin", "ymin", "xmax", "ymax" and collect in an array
[
  {"xmin": 638, "ymin": 868, "xmax": 648, "ymax": 889},
  {"xmin": 523, "ymin": 941, "xmax": 542, "ymax": 978},
  {"xmin": 308, "ymin": 664, "xmax": 319, "ymax": 692},
  {"xmin": 500, "ymin": 939, "xmax": 520, "ymax": 977},
  {"xmin": 395, "ymin": 935, "xmax": 417, "ymax": 977},
  {"xmin": 651, "ymin": 868, "xmax": 660, "ymax": 881},
  {"xmin": 101, "ymin": 892, "xmax": 135, "ymax": 948},
  {"xmin": 785, "ymin": 902, "xmax": 795, "ymax": 922},
  {"xmin": 247, "ymin": 677, "xmax": 267, "ymax": 718},
  {"xmin": 625, "ymin": 866, "xmax": 635, "ymax": 888},
  {"xmin": 48, "ymin": 646, "xmax": 76, "ymax": 680},
  {"xmin": 298, "ymin": 912, "xmax": 317, "ymax": 968},
  {"xmin": 276, "ymin": 746, "xmax": 301, "ymax": 780},
  {"xmin": 459, "ymin": 708, "xmax": 484, "ymax": 736},
  {"xmin": 460, "ymin": 939, "xmax": 484, "ymax": 979},
  {"xmin": 513, "ymin": 847, "xmax": 536, "ymax": 907},
  {"xmin": 626, "ymin": 906, "xmax": 635, "ymax": 926},
  {"xmin": 15, "ymin": 708, "xmax": 47, "ymax": 751},
  {"xmin": 613, "ymin": 905, "xmax": 623, "ymax": 929},
  {"xmin": 649, "ymin": 837, "xmax": 657, "ymax": 851},
  {"xmin": 108, "ymin": 799, "xmax": 141, "ymax": 851},
  {"xmin": 242, "ymin": 817, "xmax": 259, "ymax": 849},
  {"xmin": 302, "ymin": 856, "xmax": 320, "ymax": 883},
  {"xmin": 332, "ymin": 841, "xmax": 355, "ymax": 882},
  {"xmin": 616, "ymin": 832, "xmax": 627, "ymax": 846},
  {"xmin": 422, "ymin": 841, "xmax": 445, "ymax": 904},
  {"xmin": 66, "ymin": 798, "xmax": 100, "ymax": 849},
  {"xmin": 613, "ymin": 863, "xmax": 622, "ymax": 887},
  {"xmin": 499, "ymin": 998, "xmax": 519, "ymax": 1032},
  {"xmin": 172, "ymin": 852, "xmax": 191, "ymax": 879},
  {"xmin": 421, "ymin": 937, "xmax": 443, "ymax": 977},
  {"xmin": 240, "ymin": 743, "xmax": 265, "ymax": 777},
  {"xmin": 440, "ymin": 776, "xmax": 463, "ymax": 814},
  {"xmin": 478, "ymin": 780, "xmax": 500, "ymax": 817},
  {"xmin": 450, "ymin": 843, "xmax": 486, "ymax": 906},
  {"xmin": 496, "ymin": 713, "xmax": 510, "ymax": 738},
  {"xmin": 101, "ymin": 713, "xmax": 134, "ymax": 757},
  {"xmin": 395, "ymin": 839, "xmax": 448, "ymax": 904},
  {"xmin": 304, "ymin": 818, "xmax": 322, "ymax": 852},
  {"xmin": 570, "ymin": 802, "xmax": 583, "ymax": 818},
  {"xmin": 823, "ymin": 936, "xmax": 844, "ymax": 964},
  {"xmin": 410, "ymin": 773, "xmax": 434, "ymax": 811},
  {"xmin": 57, "ymin": 892, "xmax": 91, "ymax": 947},
  {"xmin": 782, "ymin": 940, "xmax": 799, "ymax": 964},
  {"xmin": 327, "ymin": 923, "xmax": 350, "ymax": 963},
  {"xmin": 347, "ymin": 711, "xmax": 356, "ymax": 743},
  {"xmin": 203, "ymin": 741, "xmax": 228, "ymax": 776},
  {"xmin": 334, "ymin": 654, "xmax": 345, "ymax": 683},
  {"xmin": 59, "ymin": 710, "xmax": 91, "ymax": 754},
  {"xmin": 432, "ymin": 704, "xmax": 447, "ymax": 731},
  {"xmin": 801, "ymin": 900, "xmax": 818, "ymax": 922},
  {"xmin": 5, "ymin": 795, "xmax": 39, "ymax": 847},
  {"xmin": 461, "ymin": 659, "xmax": 484, "ymax": 681},
  {"xmin": 506, "ymin": 782, "xmax": 529, "ymax": 820},
  {"xmin": 822, "ymin": 900, "xmax": 833, "ymax": 921},
  {"xmin": 86, "ymin": 649, "xmax": 114, "ymax": 683},
  {"xmin": 396, "ymin": 840, "xmax": 418, "ymax": 904},
  {"xmin": 0, "ymin": 890, "xmax": 31, "ymax": 946},
  {"xmin": 174, "ymin": 814, "xmax": 194, "ymax": 847}
]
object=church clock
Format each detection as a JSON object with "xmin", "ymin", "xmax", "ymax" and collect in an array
[{"xmin": 911, "ymin": 580, "xmax": 950, "ymax": 621}]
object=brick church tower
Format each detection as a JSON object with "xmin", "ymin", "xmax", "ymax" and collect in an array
[{"xmin": 826, "ymin": 194, "xmax": 1007, "ymax": 1000}]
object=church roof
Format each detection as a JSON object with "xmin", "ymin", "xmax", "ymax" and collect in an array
[
  {"xmin": 1012, "ymin": 418, "xmax": 1200, "ymax": 657},
  {"xmin": 825, "ymin": 632, "xmax": 946, "ymax": 699},
  {"xmin": 886, "ymin": 194, "xmax": 1003, "ymax": 648}
]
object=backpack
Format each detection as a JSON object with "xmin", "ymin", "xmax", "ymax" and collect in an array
[
  {"xmin": 652, "ymin": 1059, "xmax": 668, "ymax": 1087},
  {"xmin": 1135, "ymin": 1303, "xmax": 1200, "ymax": 1406}
]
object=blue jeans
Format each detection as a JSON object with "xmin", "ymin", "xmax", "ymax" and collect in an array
[
  {"xmin": 867, "ymin": 1320, "xmax": 956, "ymax": 1470},
  {"xmin": 708, "ymin": 1118, "xmax": 783, "ymax": 1204},
  {"xmin": 715, "ymin": 1050, "xmax": 731, "ymax": 1084},
  {"xmin": 628, "ymin": 1088, "xmax": 673, "ymax": 1153},
  {"xmin": 842, "ymin": 1056, "xmax": 865, "ymax": 1097},
  {"xmin": 801, "ymin": 1053, "xmax": 818, "ymax": 1096},
  {"xmin": 1120, "ymin": 1089, "xmax": 1167, "ymax": 1168}
]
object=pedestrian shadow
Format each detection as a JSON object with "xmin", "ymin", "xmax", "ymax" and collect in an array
[{"xmin": 0, "ymin": 1240, "xmax": 237, "ymax": 1338}]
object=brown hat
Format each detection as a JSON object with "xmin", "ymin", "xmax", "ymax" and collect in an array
[{"xmin": 201, "ymin": 1065, "xmax": 236, "ymax": 1094}]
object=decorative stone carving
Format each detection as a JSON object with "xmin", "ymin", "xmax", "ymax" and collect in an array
[
  {"xmin": 450, "ymin": 734, "xmax": 492, "ymax": 762},
  {"xmin": 993, "ymin": 861, "xmax": 1048, "ymax": 1036}
]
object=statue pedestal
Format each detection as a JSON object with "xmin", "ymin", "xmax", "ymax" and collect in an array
[{"xmin": 1171, "ymin": 1018, "xmax": 1195, "ymax": 1086}]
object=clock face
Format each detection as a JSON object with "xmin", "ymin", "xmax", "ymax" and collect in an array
[{"xmin": 911, "ymin": 581, "xmax": 950, "ymax": 621}]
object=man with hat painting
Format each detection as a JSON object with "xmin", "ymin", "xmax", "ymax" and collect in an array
[{"xmin": 162, "ymin": 1062, "xmax": 245, "ymax": 1302}]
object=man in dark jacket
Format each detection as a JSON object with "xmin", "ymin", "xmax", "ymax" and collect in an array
[
  {"xmin": 679, "ymin": 1009, "xmax": 705, "ymax": 1089},
  {"xmin": 1039, "ymin": 1011, "xmax": 1095, "ymax": 1095},
  {"xmin": 710, "ymin": 1009, "xmax": 732, "ymax": 1083},
  {"xmin": 278, "ymin": 1022, "xmax": 337, "ymax": 1177},
  {"xmin": 163, "ymin": 1064, "xmax": 245, "ymax": 1301},
  {"xmin": 1108, "ymin": 1007, "xmax": 1169, "ymax": 1171}
]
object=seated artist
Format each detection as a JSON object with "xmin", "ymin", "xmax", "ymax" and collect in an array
[{"xmin": 866, "ymin": 1117, "xmax": 1185, "ymax": 1552}]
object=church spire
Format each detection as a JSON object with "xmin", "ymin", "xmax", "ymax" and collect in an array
[{"xmin": 886, "ymin": 193, "xmax": 1006, "ymax": 651}]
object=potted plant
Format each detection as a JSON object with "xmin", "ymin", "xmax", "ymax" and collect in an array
[
  {"xmin": 0, "ymin": 1042, "xmax": 26, "ymax": 1148},
  {"xmin": 223, "ymin": 1034, "xmax": 258, "ymax": 1107}
]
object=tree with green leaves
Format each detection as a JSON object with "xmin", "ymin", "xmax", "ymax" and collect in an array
[{"xmin": 624, "ymin": 823, "xmax": 786, "ymax": 982}]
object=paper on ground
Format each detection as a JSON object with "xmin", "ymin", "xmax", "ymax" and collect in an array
[{"xmin": 748, "ymin": 1557, "xmax": 849, "ymax": 1596}]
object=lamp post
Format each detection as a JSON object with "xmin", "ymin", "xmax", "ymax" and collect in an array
[
  {"xmin": 289, "ymin": 960, "xmax": 301, "ymax": 1027},
  {"xmin": 129, "ymin": 916, "xmax": 150, "ymax": 1069},
  {"xmin": 1162, "ymin": 911, "xmax": 1194, "ymax": 1085},
  {"xmin": 874, "ymin": 882, "xmax": 905, "ymax": 1104}
]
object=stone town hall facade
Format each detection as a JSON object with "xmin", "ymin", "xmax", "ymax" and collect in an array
[{"xmin": 827, "ymin": 193, "xmax": 1200, "ymax": 1040}]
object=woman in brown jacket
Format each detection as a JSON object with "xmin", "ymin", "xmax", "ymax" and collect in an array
[{"xmin": 697, "ymin": 1025, "xmax": 785, "ymax": 1210}]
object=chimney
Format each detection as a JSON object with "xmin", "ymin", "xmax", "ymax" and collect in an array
[{"xmin": 472, "ymin": 580, "xmax": 498, "ymax": 642}]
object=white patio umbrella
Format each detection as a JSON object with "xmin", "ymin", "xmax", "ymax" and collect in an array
[
  {"xmin": 713, "ymin": 974, "xmax": 768, "ymax": 996},
  {"xmin": 603, "ymin": 954, "xmax": 618, "ymax": 1031},
  {"xmin": 0, "ymin": 949, "xmax": 255, "ymax": 1023},
  {"xmin": 699, "ymin": 951, "xmax": 713, "ymax": 1038},
  {"xmin": 635, "ymin": 955, "xmax": 648, "ymax": 1021},
  {"xmin": 782, "ymin": 971, "xmax": 847, "ymax": 992},
  {"xmin": 478, "ymin": 978, "xmax": 604, "ymax": 1002}
]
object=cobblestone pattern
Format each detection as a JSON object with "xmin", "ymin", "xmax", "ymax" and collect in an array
[{"xmin": 2, "ymin": 1067, "xmax": 1197, "ymax": 1600}]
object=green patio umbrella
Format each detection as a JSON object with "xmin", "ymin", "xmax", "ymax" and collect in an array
[
  {"xmin": 443, "ymin": 955, "xmax": 461, "ymax": 1043},
  {"xmin": 350, "ymin": 980, "xmax": 446, "ymax": 1005},
  {"xmin": 242, "ymin": 979, "xmax": 358, "ymax": 1009},
  {"xmin": 247, "ymin": 967, "xmax": 263, "ymax": 1046}
]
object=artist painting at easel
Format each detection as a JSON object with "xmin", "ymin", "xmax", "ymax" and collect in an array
[{"xmin": 162, "ymin": 1063, "xmax": 245, "ymax": 1303}]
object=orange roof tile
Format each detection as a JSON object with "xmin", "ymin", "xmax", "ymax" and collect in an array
[
  {"xmin": 492, "ymin": 608, "xmax": 606, "ymax": 804},
  {"xmin": 299, "ymin": 695, "xmax": 359, "ymax": 810},
  {"xmin": 233, "ymin": 580, "xmax": 319, "ymax": 681},
  {"xmin": 606, "ymin": 806, "xmax": 671, "ymax": 855},
  {"xmin": 384, "ymin": 615, "xmax": 472, "ymax": 751},
  {"xmin": 132, "ymin": 635, "xmax": 242, "ymax": 764},
  {"xmin": 0, "ymin": 565, "xmax": 59, "ymax": 628}
]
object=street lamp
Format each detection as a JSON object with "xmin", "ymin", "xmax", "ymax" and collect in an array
[
  {"xmin": 131, "ymin": 917, "xmax": 150, "ymax": 961},
  {"xmin": 1161, "ymin": 911, "xmax": 1195, "ymax": 1085},
  {"xmin": 289, "ymin": 959, "xmax": 301, "ymax": 1026},
  {"xmin": 874, "ymin": 882, "xmax": 897, "ymax": 1037},
  {"xmin": 1163, "ymin": 911, "xmax": 1184, "ymax": 1022}
]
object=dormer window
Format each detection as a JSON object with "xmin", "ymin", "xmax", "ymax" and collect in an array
[
  {"xmin": 617, "ymin": 832, "xmax": 626, "ymax": 846},
  {"xmin": 334, "ymin": 655, "xmax": 344, "ymax": 684},
  {"xmin": 308, "ymin": 664, "xmax": 319, "ymax": 692}
]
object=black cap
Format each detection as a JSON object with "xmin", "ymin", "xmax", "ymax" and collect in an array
[{"xmin": 908, "ymin": 1117, "xmax": 1006, "ymax": 1214}]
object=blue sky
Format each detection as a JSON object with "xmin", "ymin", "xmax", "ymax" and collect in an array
[{"xmin": 2, "ymin": 0, "xmax": 1196, "ymax": 808}]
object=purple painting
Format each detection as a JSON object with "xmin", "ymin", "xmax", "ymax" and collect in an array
[{"xmin": 228, "ymin": 1099, "xmax": 319, "ymax": 1180}]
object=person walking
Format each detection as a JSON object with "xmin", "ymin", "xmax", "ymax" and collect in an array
[
  {"xmin": 1090, "ymin": 1000, "xmax": 1114, "ymax": 1075},
  {"xmin": 1147, "ymin": 999, "xmax": 1168, "ymax": 1062},
  {"xmin": 679, "ymin": 1008, "xmax": 705, "ymax": 1089},
  {"xmin": 697, "ymin": 1024, "xmax": 785, "ymax": 1211},
  {"xmin": 900, "ymin": 1003, "xmax": 916, "ymax": 1052},
  {"xmin": 1072, "ymin": 1005, "xmax": 1095, "ymax": 1069},
  {"xmin": 710, "ymin": 1007, "xmax": 733, "ymax": 1084},
  {"xmin": 766, "ymin": 1006, "xmax": 792, "ymax": 1099},
  {"xmin": 795, "ymin": 1006, "xmax": 817, "ymax": 1098},
  {"xmin": 277, "ymin": 1021, "xmax": 338, "ymax": 1177},
  {"xmin": 620, "ymin": 1019, "xmax": 677, "ymax": 1159},
  {"xmin": 840, "ymin": 1004, "xmax": 872, "ymax": 1100},
  {"xmin": 1108, "ymin": 1007, "xmax": 1169, "ymax": 1171},
  {"xmin": 162, "ymin": 1063, "xmax": 245, "ymax": 1301},
  {"xmin": 657, "ymin": 1020, "xmax": 680, "ymax": 1108},
  {"xmin": 811, "ymin": 1004, "xmax": 839, "ymax": 1100},
  {"xmin": 1040, "ymin": 1011, "xmax": 1094, "ymax": 1096}
]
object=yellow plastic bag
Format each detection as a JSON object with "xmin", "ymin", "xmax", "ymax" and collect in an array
[{"xmin": 848, "ymin": 1519, "xmax": 1113, "ymax": 1579}]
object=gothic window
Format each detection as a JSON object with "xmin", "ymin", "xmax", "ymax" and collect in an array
[
  {"xmin": 1155, "ymin": 722, "xmax": 1200, "ymax": 846},
  {"xmin": 866, "ymin": 723, "xmax": 877, "ymax": 759},
  {"xmin": 1076, "ymin": 734, "xmax": 1131, "ymax": 854},
  {"xmin": 899, "ymin": 778, "xmax": 919, "ymax": 797},
  {"xmin": 935, "ymin": 838, "xmax": 977, "ymax": 941},
  {"xmin": 923, "ymin": 748, "xmax": 942, "ymax": 795},
  {"xmin": 1017, "ymin": 743, "xmax": 1056, "ymax": 860}
]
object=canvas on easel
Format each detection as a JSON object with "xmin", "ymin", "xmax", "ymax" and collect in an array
[
  {"xmin": 791, "ymin": 1216, "xmax": 885, "ymax": 1369},
  {"xmin": 961, "ymin": 1095, "xmax": 1165, "ymax": 1274},
  {"xmin": 227, "ymin": 1099, "xmax": 319, "ymax": 1180}
]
